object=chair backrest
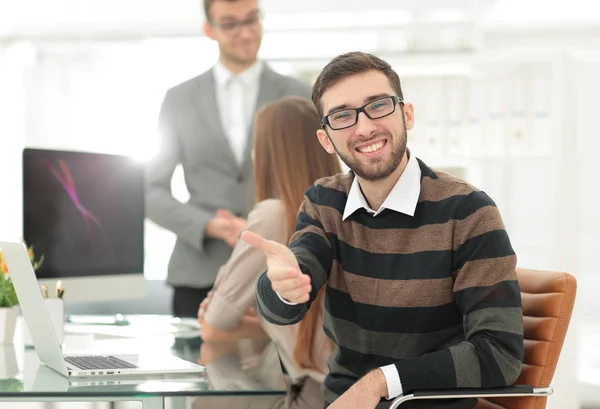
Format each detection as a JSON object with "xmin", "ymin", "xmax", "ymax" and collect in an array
[{"xmin": 476, "ymin": 268, "xmax": 577, "ymax": 409}]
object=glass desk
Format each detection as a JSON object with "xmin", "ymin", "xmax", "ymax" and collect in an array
[{"xmin": 0, "ymin": 315, "xmax": 287, "ymax": 409}]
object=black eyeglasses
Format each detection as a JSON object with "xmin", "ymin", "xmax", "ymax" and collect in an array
[
  {"xmin": 321, "ymin": 96, "xmax": 403, "ymax": 130},
  {"xmin": 211, "ymin": 11, "xmax": 262, "ymax": 35}
]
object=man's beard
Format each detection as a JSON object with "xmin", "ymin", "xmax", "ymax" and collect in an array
[{"xmin": 329, "ymin": 125, "xmax": 407, "ymax": 182}]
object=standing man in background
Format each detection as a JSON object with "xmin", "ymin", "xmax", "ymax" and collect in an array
[{"xmin": 145, "ymin": 0, "xmax": 311, "ymax": 317}]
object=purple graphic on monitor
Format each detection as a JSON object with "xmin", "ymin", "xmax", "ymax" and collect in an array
[{"xmin": 44, "ymin": 159, "xmax": 112, "ymax": 255}]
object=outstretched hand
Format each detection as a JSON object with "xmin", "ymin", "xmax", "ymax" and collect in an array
[{"xmin": 241, "ymin": 231, "xmax": 311, "ymax": 304}]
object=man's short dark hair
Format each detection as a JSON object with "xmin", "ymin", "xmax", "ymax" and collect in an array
[
  {"xmin": 312, "ymin": 51, "xmax": 404, "ymax": 119},
  {"xmin": 204, "ymin": 0, "xmax": 238, "ymax": 22}
]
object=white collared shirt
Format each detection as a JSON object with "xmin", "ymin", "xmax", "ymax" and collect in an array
[
  {"xmin": 213, "ymin": 60, "xmax": 263, "ymax": 164},
  {"xmin": 342, "ymin": 151, "xmax": 422, "ymax": 220}
]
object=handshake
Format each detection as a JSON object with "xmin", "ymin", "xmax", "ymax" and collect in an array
[
  {"xmin": 205, "ymin": 209, "xmax": 247, "ymax": 247},
  {"xmin": 240, "ymin": 231, "xmax": 312, "ymax": 304}
]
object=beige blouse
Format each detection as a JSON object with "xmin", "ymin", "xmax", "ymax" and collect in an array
[{"xmin": 203, "ymin": 199, "xmax": 330, "ymax": 383}]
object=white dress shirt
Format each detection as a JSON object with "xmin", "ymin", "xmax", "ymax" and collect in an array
[
  {"xmin": 342, "ymin": 151, "xmax": 421, "ymax": 221},
  {"xmin": 279, "ymin": 152, "xmax": 422, "ymax": 400},
  {"xmin": 213, "ymin": 60, "xmax": 263, "ymax": 165}
]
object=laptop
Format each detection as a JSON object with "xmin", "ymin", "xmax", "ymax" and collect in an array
[
  {"xmin": 1, "ymin": 241, "xmax": 205, "ymax": 378},
  {"xmin": 31, "ymin": 364, "xmax": 207, "ymax": 392}
]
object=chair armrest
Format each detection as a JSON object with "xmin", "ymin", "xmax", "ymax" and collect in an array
[{"xmin": 390, "ymin": 385, "xmax": 553, "ymax": 409}]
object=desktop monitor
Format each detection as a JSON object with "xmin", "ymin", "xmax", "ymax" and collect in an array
[{"xmin": 22, "ymin": 148, "xmax": 145, "ymax": 303}]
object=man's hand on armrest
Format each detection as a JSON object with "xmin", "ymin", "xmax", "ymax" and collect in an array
[
  {"xmin": 328, "ymin": 369, "xmax": 388, "ymax": 409},
  {"xmin": 241, "ymin": 230, "xmax": 311, "ymax": 304},
  {"xmin": 277, "ymin": 292, "xmax": 299, "ymax": 305}
]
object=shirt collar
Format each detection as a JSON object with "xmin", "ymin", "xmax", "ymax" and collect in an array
[
  {"xmin": 213, "ymin": 60, "xmax": 264, "ymax": 87},
  {"xmin": 342, "ymin": 151, "xmax": 422, "ymax": 221}
]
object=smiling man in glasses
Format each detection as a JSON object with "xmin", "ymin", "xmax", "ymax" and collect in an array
[
  {"xmin": 243, "ymin": 52, "xmax": 524, "ymax": 409},
  {"xmin": 145, "ymin": 0, "xmax": 311, "ymax": 319}
]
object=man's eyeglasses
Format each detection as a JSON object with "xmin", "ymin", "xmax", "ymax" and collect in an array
[
  {"xmin": 212, "ymin": 12, "xmax": 262, "ymax": 35},
  {"xmin": 321, "ymin": 96, "xmax": 403, "ymax": 131}
]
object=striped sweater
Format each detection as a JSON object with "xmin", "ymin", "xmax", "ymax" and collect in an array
[{"xmin": 256, "ymin": 158, "xmax": 524, "ymax": 408}]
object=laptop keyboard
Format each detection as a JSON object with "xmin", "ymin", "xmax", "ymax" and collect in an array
[{"xmin": 65, "ymin": 356, "xmax": 138, "ymax": 371}]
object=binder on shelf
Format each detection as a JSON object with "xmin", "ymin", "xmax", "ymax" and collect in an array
[
  {"xmin": 531, "ymin": 68, "xmax": 553, "ymax": 157},
  {"xmin": 421, "ymin": 78, "xmax": 444, "ymax": 157},
  {"xmin": 467, "ymin": 77, "xmax": 485, "ymax": 158},
  {"xmin": 508, "ymin": 67, "xmax": 532, "ymax": 157},
  {"xmin": 485, "ymin": 76, "xmax": 508, "ymax": 157},
  {"xmin": 444, "ymin": 77, "xmax": 467, "ymax": 157}
]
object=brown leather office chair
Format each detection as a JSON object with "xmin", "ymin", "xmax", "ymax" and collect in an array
[{"xmin": 391, "ymin": 268, "xmax": 577, "ymax": 409}]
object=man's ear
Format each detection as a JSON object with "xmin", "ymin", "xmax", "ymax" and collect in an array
[
  {"xmin": 203, "ymin": 21, "xmax": 215, "ymax": 40},
  {"xmin": 317, "ymin": 129, "xmax": 336, "ymax": 155},
  {"xmin": 403, "ymin": 102, "xmax": 415, "ymax": 131}
]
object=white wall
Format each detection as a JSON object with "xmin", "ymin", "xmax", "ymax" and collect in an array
[{"xmin": 0, "ymin": 45, "xmax": 27, "ymax": 243}]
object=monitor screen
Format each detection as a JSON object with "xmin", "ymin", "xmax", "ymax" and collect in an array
[{"xmin": 23, "ymin": 148, "xmax": 144, "ymax": 279}]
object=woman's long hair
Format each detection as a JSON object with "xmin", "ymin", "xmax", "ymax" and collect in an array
[{"xmin": 253, "ymin": 96, "xmax": 341, "ymax": 371}]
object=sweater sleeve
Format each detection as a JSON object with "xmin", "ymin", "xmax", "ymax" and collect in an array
[
  {"xmin": 256, "ymin": 185, "xmax": 333, "ymax": 326},
  {"xmin": 393, "ymin": 190, "xmax": 524, "ymax": 393}
]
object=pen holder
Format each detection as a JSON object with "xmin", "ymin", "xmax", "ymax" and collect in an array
[{"xmin": 23, "ymin": 298, "xmax": 65, "ymax": 348}]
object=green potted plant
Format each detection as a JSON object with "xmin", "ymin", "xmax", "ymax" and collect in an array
[
  {"xmin": 0, "ymin": 272, "xmax": 19, "ymax": 345},
  {"xmin": 0, "ymin": 246, "xmax": 43, "ymax": 344},
  {"xmin": 0, "ymin": 378, "xmax": 23, "ymax": 391}
]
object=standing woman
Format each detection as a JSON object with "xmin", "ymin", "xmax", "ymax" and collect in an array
[{"xmin": 199, "ymin": 96, "xmax": 341, "ymax": 409}]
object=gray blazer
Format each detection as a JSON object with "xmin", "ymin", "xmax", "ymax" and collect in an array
[{"xmin": 145, "ymin": 64, "xmax": 312, "ymax": 288}]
